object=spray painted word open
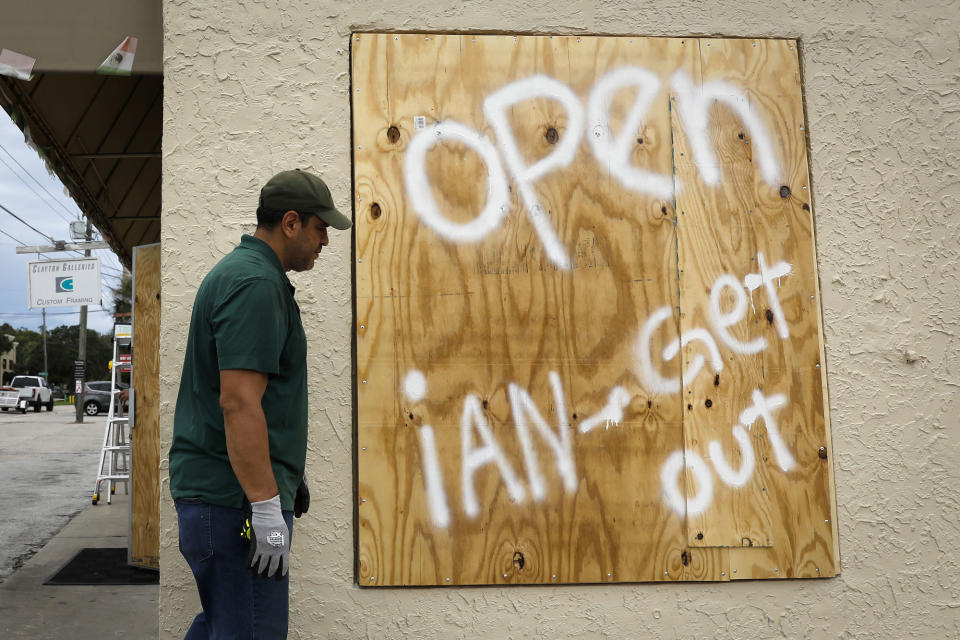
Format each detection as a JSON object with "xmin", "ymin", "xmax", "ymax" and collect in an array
[
  {"xmin": 405, "ymin": 69, "xmax": 780, "ymax": 269},
  {"xmin": 408, "ymin": 255, "xmax": 796, "ymax": 528}
]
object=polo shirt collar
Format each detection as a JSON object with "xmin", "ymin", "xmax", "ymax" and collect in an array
[{"xmin": 238, "ymin": 234, "xmax": 295, "ymax": 293}]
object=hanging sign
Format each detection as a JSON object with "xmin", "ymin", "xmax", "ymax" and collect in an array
[{"xmin": 27, "ymin": 258, "xmax": 101, "ymax": 309}]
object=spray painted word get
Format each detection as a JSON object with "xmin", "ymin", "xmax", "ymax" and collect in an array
[{"xmin": 405, "ymin": 68, "xmax": 781, "ymax": 269}]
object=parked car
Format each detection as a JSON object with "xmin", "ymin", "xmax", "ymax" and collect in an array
[
  {"xmin": 9, "ymin": 375, "xmax": 54, "ymax": 412},
  {"xmin": 82, "ymin": 381, "xmax": 129, "ymax": 416},
  {"xmin": 49, "ymin": 384, "xmax": 66, "ymax": 399}
]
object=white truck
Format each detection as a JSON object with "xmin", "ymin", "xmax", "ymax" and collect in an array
[
  {"xmin": 0, "ymin": 386, "xmax": 28, "ymax": 412},
  {"xmin": 8, "ymin": 375, "xmax": 54, "ymax": 412}
]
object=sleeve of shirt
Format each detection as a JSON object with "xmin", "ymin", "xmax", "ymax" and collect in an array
[{"xmin": 211, "ymin": 278, "xmax": 285, "ymax": 375}]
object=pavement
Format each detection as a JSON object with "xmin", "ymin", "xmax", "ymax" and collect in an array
[
  {"xmin": 0, "ymin": 405, "xmax": 101, "ymax": 582},
  {"xmin": 0, "ymin": 405, "xmax": 158, "ymax": 638}
]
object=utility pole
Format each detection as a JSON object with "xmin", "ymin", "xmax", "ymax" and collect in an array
[
  {"xmin": 74, "ymin": 218, "xmax": 92, "ymax": 424},
  {"xmin": 41, "ymin": 307, "xmax": 48, "ymax": 376}
]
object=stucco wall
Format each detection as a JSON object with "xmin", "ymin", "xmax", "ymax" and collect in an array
[{"xmin": 159, "ymin": 1, "xmax": 959, "ymax": 637}]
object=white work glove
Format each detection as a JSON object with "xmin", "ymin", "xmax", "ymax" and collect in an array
[{"xmin": 247, "ymin": 495, "xmax": 290, "ymax": 579}]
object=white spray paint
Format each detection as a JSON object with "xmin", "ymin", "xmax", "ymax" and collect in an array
[
  {"xmin": 416, "ymin": 381, "xmax": 795, "ymax": 526},
  {"xmin": 662, "ymin": 328, "xmax": 724, "ymax": 388},
  {"xmin": 671, "ymin": 70, "xmax": 780, "ymax": 187},
  {"xmin": 578, "ymin": 386, "xmax": 632, "ymax": 433},
  {"xmin": 406, "ymin": 369, "xmax": 450, "ymax": 526},
  {"xmin": 417, "ymin": 425, "xmax": 451, "ymax": 528},
  {"xmin": 404, "ymin": 121, "xmax": 511, "ymax": 244},
  {"xmin": 402, "ymin": 369, "xmax": 427, "ymax": 402},
  {"xmin": 635, "ymin": 306, "xmax": 682, "ymax": 394},
  {"xmin": 508, "ymin": 371, "xmax": 577, "ymax": 500},
  {"xmin": 404, "ymin": 69, "xmax": 785, "ymax": 269},
  {"xmin": 460, "ymin": 394, "xmax": 526, "ymax": 517},
  {"xmin": 709, "ymin": 274, "xmax": 767, "ymax": 354},
  {"xmin": 739, "ymin": 389, "xmax": 794, "ymax": 472},
  {"xmin": 743, "ymin": 252, "xmax": 793, "ymax": 339},
  {"xmin": 661, "ymin": 450, "xmax": 714, "ymax": 517},
  {"xmin": 708, "ymin": 425, "xmax": 756, "ymax": 487},
  {"xmin": 586, "ymin": 66, "xmax": 674, "ymax": 200},
  {"xmin": 483, "ymin": 76, "xmax": 584, "ymax": 269}
]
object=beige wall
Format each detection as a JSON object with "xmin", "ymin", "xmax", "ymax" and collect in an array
[{"xmin": 159, "ymin": 1, "xmax": 960, "ymax": 637}]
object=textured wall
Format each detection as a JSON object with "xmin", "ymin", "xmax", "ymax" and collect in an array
[{"xmin": 159, "ymin": 0, "xmax": 960, "ymax": 637}]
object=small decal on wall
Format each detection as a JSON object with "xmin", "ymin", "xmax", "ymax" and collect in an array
[{"xmin": 413, "ymin": 116, "xmax": 426, "ymax": 130}]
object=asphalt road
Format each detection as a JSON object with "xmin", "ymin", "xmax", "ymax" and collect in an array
[{"xmin": 0, "ymin": 405, "xmax": 107, "ymax": 583}]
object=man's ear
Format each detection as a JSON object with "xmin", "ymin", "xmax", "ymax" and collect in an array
[{"xmin": 280, "ymin": 210, "xmax": 301, "ymax": 238}]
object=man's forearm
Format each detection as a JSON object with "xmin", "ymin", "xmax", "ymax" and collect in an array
[{"xmin": 223, "ymin": 405, "xmax": 278, "ymax": 503}]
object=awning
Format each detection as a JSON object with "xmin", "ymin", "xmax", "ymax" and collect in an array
[
  {"xmin": 0, "ymin": 73, "xmax": 161, "ymax": 267},
  {"xmin": 0, "ymin": 0, "xmax": 162, "ymax": 267}
]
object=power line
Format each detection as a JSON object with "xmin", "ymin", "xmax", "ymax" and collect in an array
[
  {"xmin": 0, "ymin": 153, "xmax": 74, "ymax": 224},
  {"xmin": 0, "ymin": 212, "xmax": 108, "ymax": 262},
  {"xmin": 0, "ymin": 201, "xmax": 55, "ymax": 243},
  {"xmin": 0, "ymin": 141, "xmax": 78, "ymax": 221},
  {"xmin": 0, "ymin": 225, "xmax": 63, "ymax": 261},
  {"xmin": 0, "ymin": 225, "xmax": 28, "ymax": 246},
  {"xmin": 0, "ymin": 308, "xmax": 113, "ymax": 317},
  {"xmin": 0, "ymin": 225, "xmax": 121, "ymax": 274}
]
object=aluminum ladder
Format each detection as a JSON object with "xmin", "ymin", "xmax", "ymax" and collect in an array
[{"xmin": 91, "ymin": 326, "xmax": 132, "ymax": 505}]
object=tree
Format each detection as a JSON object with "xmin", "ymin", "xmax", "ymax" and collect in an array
[
  {"xmin": 10, "ymin": 325, "xmax": 112, "ymax": 386},
  {"xmin": 9, "ymin": 327, "xmax": 40, "ymax": 377},
  {"xmin": 111, "ymin": 272, "xmax": 133, "ymax": 320}
]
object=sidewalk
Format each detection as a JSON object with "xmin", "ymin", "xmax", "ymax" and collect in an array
[{"xmin": 0, "ymin": 492, "xmax": 158, "ymax": 639}]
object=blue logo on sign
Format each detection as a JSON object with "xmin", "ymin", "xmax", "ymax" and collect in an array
[{"xmin": 55, "ymin": 277, "xmax": 74, "ymax": 293}]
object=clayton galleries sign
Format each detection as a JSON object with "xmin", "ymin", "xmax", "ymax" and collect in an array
[{"xmin": 27, "ymin": 257, "xmax": 101, "ymax": 308}]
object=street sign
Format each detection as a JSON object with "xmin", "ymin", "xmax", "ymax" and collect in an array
[
  {"xmin": 75, "ymin": 380, "xmax": 82, "ymax": 393},
  {"xmin": 74, "ymin": 360, "xmax": 85, "ymax": 379},
  {"xmin": 27, "ymin": 257, "xmax": 101, "ymax": 309},
  {"xmin": 114, "ymin": 324, "xmax": 132, "ymax": 339}
]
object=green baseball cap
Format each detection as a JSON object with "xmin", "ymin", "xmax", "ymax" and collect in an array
[{"xmin": 259, "ymin": 169, "xmax": 352, "ymax": 230}]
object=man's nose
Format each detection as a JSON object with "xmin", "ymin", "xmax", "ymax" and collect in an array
[{"xmin": 320, "ymin": 229, "xmax": 329, "ymax": 246}]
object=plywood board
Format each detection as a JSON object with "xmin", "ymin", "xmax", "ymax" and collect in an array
[
  {"xmin": 352, "ymin": 33, "xmax": 837, "ymax": 585},
  {"xmin": 130, "ymin": 243, "xmax": 160, "ymax": 570}
]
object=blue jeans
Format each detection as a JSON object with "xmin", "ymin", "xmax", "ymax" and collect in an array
[{"xmin": 175, "ymin": 498, "xmax": 294, "ymax": 639}]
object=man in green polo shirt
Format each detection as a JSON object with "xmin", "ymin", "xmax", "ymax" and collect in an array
[{"xmin": 169, "ymin": 169, "xmax": 350, "ymax": 640}]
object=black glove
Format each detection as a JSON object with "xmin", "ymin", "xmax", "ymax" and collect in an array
[{"xmin": 294, "ymin": 475, "xmax": 310, "ymax": 518}]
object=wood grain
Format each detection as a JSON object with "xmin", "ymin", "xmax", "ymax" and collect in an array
[
  {"xmin": 131, "ymin": 243, "xmax": 160, "ymax": 570},
  {"xmin": 352, "ymin": 33, "xmax": 836, "ymax": 585},
  {"xmin": 673, "ymin": 39, "xmax": 836, "ymax": 577}
]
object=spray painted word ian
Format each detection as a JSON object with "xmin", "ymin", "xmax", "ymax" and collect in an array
[
  {"xmin": 409, "ymin": 254, "xmax": 796, "ymax": 528},
  {"xmin": 405, "ymin": 69, "xmax": 780, "ymax": 269}
]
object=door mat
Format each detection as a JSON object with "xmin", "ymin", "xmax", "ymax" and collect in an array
[{"xmin": 44, "ymin": 548, "xmax": 159, "ymax": 585}]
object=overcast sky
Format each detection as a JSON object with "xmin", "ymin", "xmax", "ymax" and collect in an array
[{"xmin": 0, "ymin": 110, "xmax": 124, "ymax": 335}]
